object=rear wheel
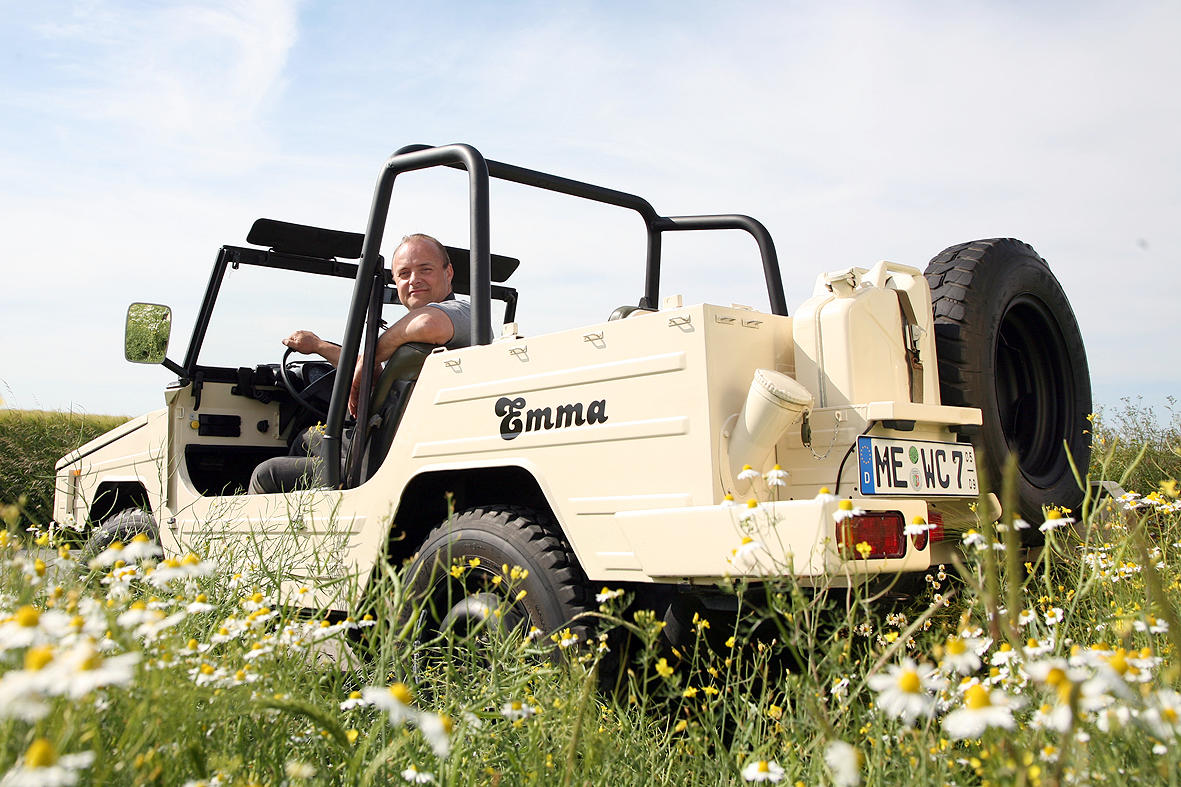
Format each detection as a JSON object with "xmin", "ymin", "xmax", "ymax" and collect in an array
[
  {"xmin": 925, "ymin": 238, "xmax": 1091, "ymax": 531},
  {"xmin": 403, "ymin": 505, "xmax": 592, "ymax": 648}
]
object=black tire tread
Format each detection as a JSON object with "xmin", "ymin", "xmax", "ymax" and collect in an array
[
  {"xmin": 82, "ymin": 509, "xmax": 159, "ymax": 563},
  {"xmin": 924, "ymin": 238, "xmax": 1091, "ymax": 523}
]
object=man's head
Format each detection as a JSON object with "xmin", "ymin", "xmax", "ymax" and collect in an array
[{"xmin": 391, "ymin": 233, "xmax": 454, "ymax": 310}]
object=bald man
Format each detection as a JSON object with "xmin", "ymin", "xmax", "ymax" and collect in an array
[{"xmin": 249, "ymin": 233, "xmax": 470, "ymax": 494}]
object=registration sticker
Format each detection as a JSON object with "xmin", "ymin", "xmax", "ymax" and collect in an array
[{"xmin": 857, "ymin": 436, "xmax": 978, "ymax": 497}]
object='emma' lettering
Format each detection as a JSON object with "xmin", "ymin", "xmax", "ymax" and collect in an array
[{"xmin": 495, "ymin": 396, "xmax": 608, "ymax": 440}]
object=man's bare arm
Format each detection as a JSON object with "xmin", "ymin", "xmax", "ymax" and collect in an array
[{"xmin": 349, "ymin": 306, "xmax": 455, "ymax": 414}]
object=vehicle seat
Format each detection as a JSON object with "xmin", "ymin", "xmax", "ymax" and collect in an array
[{"xmin": 349, "ymin": 342, "xmax": 435, "ymax": 484}]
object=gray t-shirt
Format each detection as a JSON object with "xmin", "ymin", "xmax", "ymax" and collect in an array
[{"xmin": 426, "ymin": 295, "xmax": 472, "ymax": 350}]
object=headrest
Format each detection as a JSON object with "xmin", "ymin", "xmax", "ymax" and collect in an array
[
  {"xmin": 443, "ymin": 246, "xmax": 520, "ymax": 294},
  {"xmin": 247, "ymin": 219, "xmax": 364, "ymax": 260}
]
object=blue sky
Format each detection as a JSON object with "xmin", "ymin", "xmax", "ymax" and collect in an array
[{"xmin": 1, "ymin": 0, "xmax": 1178, "ymax": 419}]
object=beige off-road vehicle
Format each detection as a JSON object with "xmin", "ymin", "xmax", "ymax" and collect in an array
[{"xmin": 54, "ymin": 143, "xmax": 1091, "ymax": 639}]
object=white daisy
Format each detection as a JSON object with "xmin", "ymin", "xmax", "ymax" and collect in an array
[
  {"xmin": 147, "ymin": 553, "xmax": 215, "ymax": 588},
  {"xmin": 741, "ymin": 759, "xmax": 785, "ymax": 783},
  {"xmin": 363, "ymin": 683, "xmax": 419, "ymax": 726},
  {"xmin": 500, "ymin": 700, "xmax": 536, "ymax": 721},
  {"xmin": 866, "ymin": 658, "xmax": 943, "ymax": 725},
  {"xmin": 731, "ymin": 535, "xmax": 764, "ymax": 562},
  {"xmin": 0, "ymin": 606, "xmax": 72, "ymax": 652},
  {"xmin": 401, "ymin": 765, "xmax": 435, "ymax": 784},
  {"xmin": 340, "ymin": 691, "xmax": 369, "ymax": 711},
  {"xmin": 942, "ymin": 684, "xmax": 1017, "ymax": 739},
  {"xmin": 1039, "ymin": 510, "xmax": 1075, "ymax": 532},
  {"xmin": 737, "ymin": 464, "xmax": 761, "ymax": 482},
  {"xmin": 0, "ymin": 739, "xmax": 94, "ymax": 787},
  {"xmin": 764, "ymin": 465, "xmax": 788, "ymax": 487},
  {"xmin": 941, "ymin": 635, "xmax": 984, "ymax": 675},
  {"xmin": 904, "ymin": 517, "xmax": 936, "ymax": 536},
  {"xmin": 833, "ymin": 499, "xmax": 865, "ymax": 523},
  {"xmin": 418, "ymin": 712, "xmax": 453, "ymax": 758},
  {"xmin": 1142, "ymin": 690, "xmax": 1181, "ymax": 739},
  {"xmin": 823, "ymin": 740, "xmax": 861, "ymax": 787},
  {"xmin": 51, "ymin": 641, "xmax": 140, "ymax": 699},
  {"xmin": 595, "ymin": 587, "xmax": 624, "ymax": 604}
]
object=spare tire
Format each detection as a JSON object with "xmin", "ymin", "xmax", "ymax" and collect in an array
[{"xmin": 925, "ymin": 239, "xmax": 1091, "ymax": 530}]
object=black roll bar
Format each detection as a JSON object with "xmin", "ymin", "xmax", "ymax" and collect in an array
[
  {"xmin": 323, "ymin": 144, "xmax": 491, "ymax": 487},
  {"xmin": 321, "ymin": 143, "xmax": 788, "ymax": 487}
]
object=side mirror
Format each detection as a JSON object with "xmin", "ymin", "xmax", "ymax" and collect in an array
[{"xmin": 125, "ymin": 303, "xmax": 173, "ymax": 365}]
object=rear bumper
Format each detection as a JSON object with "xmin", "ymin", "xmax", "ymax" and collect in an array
[{"xmin": 617, "ymin": 497, "xmax": 933, "ymax": 582}]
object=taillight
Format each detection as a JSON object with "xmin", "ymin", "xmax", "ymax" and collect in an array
[
  {"xmin": 910, "ymin": 510, "xmax": 945, "ymax": 551},
  {"xmin": 928, "ymin": 510, "xmax": 944, "ymax": 543},
  {"xmin": 840, "ymin": 511, "xmax": 906, "ymax": 559}
]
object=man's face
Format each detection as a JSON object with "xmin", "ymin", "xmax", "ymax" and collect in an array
[{"xmin": 391, "ymin": 239, "xmax": 453, "ymax": 310}]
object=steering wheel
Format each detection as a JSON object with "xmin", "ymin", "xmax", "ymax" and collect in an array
[{"xmin": 279, "ymin": 346, "xmax": 336, "ymax": 421}]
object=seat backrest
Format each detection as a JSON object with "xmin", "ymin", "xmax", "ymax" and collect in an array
[{"xmin": 346, "ymin": 341, "xmax": 435, "ymax": 485}]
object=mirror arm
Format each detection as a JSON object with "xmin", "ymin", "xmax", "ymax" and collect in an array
[{"xmin": 161, "ymin": 357, "xmax": 185, "ymax": 376}]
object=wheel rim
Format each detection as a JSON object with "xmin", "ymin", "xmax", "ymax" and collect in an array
[
  {"xmin": 439, "ymin": 592, "xmax": 526, "ymax": 636},
  {"xmin": 994, "ymin": 295, "xmax": 1075, "ymax": 485},
  {"xmin": 424, "ymin": 564, "xmax": 529, "ymax": 641}
]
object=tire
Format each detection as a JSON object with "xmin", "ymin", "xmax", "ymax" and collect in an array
[
  {"xmin": 404, "ymin": 505, "xmax": 593, "ymax": 644},
  {"xmin": 925, "ymin": 238, "xmax": 1092, "ymax": 529},
  {"xmin": 82, "ymin": 508, "xmax": 162, "ymax": 563}
]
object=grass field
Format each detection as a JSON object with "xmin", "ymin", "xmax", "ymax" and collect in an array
[
  {"xmin": 0, "ymin": 408, "xmax": 129, "ymax": 529},
  {"xmin": 1, "ymin": 403, "xmax": 1179, "ymax": 785}
]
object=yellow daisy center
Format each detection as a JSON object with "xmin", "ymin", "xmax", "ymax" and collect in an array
[
  {"xmin": 25, "ymin": 738, "xmax": 56, "ymax": 769},
  {"xmin": 389, "ymin": 682, "xmax": 413, "ymax": 705},
  {"xmin": 79, "ymin": 648, "xmax": 103, "ymax": 671},
  {"xmin": 24, "ymin": 645, "xmax": 54, "ymax": 672},
  {"xmin": 947, "ymin": 638, "xmax": 966, "ymax": 656},
  {"xmin": 15, "ymin": 605, "xmax": 40, "ymax": 627},
  {"xmin": 965, "ymin": 684, "xmax": 991, "ymax": 710},
  {"xmin": 898, "ymin": 669, "xmax": 921, "ymax": 694}
]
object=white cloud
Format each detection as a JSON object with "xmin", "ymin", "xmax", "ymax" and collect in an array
[{"xmin": 30, "ymin": 0, "xmax": 299, "ymax": 173}]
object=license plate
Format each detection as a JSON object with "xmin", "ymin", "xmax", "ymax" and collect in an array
[{"xmin": 857, "ymin": 436, "xmax": 978, "ymax": 496}]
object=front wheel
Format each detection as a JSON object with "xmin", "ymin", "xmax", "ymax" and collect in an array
[
  {"xmin": 403, "ymin": 506, "xmax": 592, "ymax": 645},
  {"xmin": 82, "ymin": 509, "xmax": 162, "ymax": 564}
]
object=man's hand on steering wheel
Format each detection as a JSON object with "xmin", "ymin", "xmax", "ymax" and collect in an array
[
  {"xmin": 279, "ymin": 335, "xmax": 337, "ymax": 421},
  {"xmin": 283, "ymin": 330, "xmax": 325, "ymax": 355}
]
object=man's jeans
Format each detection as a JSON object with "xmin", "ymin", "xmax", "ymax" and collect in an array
[{"xmin": 247, "ymin": 427, "xmax": 352, "ymax": 494}]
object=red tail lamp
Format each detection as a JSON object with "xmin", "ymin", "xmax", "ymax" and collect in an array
[
  {"xmin": 928, "ymin": 511, "xmax": 945, "ymax": 544},
  {"xmin": 840, "ymin": 511, "xmax": 906, "ymax": 560}
]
